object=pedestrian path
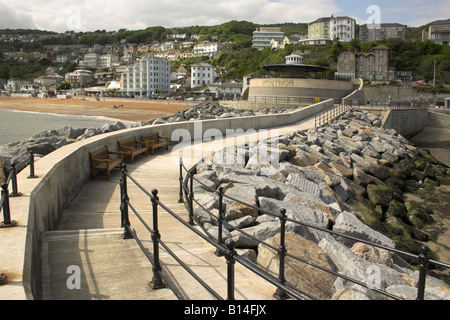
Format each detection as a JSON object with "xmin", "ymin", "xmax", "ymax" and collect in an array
[{"xmin": 40, "ymin": 115, "xmax": 317, "ymax": 300}]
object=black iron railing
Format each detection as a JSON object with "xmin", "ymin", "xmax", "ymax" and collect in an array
[
  {"xmin": 1, "ymin": 151, "xmax": 38, "ymax": 230},
  {"xmin": 178, "ymin": 159, "xmax": 450, "ymax": 300},
  {"xmin": 314, "ymin": 104, "xmax": 351, "ymax": 128},
  {"xmin": 244, "ymin": 96, "xmax": 318, "ymax": 106},
  {"xmin": 117, "ymin": 134, "xmax": 450, "ymax": 300},
  {"xmin": 345, "ymin": 100, "xmax": 430, "ymax": 109}
]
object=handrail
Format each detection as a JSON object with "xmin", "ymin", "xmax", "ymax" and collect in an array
[
  {"xmin": 243, "ymin": 96, "xmax": 317, "ymax": 106},
  {"xmin": 314, "ymin": 104, "xmax": 351, "ymax": 128},
  {"xmin": 120, "ymin": 163, "xmax": 317, "ymax": 300},
  {"xmin": 1, "ymin": 151, "xmax": 38, "ymax": 229},
  {"xmin": 179, "ymin": 158, "xmax": 450, "ymax": 300},
  {"xmin": 347, "ymin": 100, "xmax": 430, "ymax": 109},
  {"xmin": 120, "ymin": 164, "xmax": 228, "ymax": 300}
]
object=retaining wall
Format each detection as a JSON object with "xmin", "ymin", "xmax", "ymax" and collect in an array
[
  {"xmin": 381, "ymin": 108, "xmax": 429, "ymax": 137},
  {"xmin": 247, "ymin": 78, "xmax": 356, "ymax": 102},
  {"xmin": 11, "ymin": 99, "xmax": 333, "ymax": 299},
  {"xmin": 427, "ymin": 110, "xmax": 450, "ymax": 128}
]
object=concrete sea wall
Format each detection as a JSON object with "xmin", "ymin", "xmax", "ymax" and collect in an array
[
  {"xmin": 11, "ymin": 99, "xmax": 333, "ymax": 299},
  {"xmin": 382, "ymin": 108, "xmax": 429, "ymax": 137},
  {"xmin": 427, "ymin": 110, "xmax": 450, "ymax": 128}
]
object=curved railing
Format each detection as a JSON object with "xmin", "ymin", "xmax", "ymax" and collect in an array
[
  {"xmin": 1, "ymin": 152, "xmax": 38, "ymax": 229},
  {"xmin": 176, "ymin": 158, "xmax": 450, "ymax": 300}
]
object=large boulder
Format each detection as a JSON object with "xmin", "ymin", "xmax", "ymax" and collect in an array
[
  {"xmin": 333, "ymin": 211, "xmax": 396, "ymax": 248},
  {"xmin": 257, "ymin": 232, "xmax": 337, "ymax": 300}
]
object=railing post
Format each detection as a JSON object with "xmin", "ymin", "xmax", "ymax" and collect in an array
[
  {"xmin": 10, "ymin": 163, "xmax": 21, "ymax": 197},
  {"xmin": 225, "ymin": 238, "xmax": 236, "ymax": 300},
  {"xmin": 274, "ymin": 209, "xmax": 288, "ymax": 300},
  {"xmin": 215, "ymin": 187, "xmax": 225, "ymax": 256},
  {"xmin": 28, "ymin": 151, "xmax": 38, "ymax": 179},
  {"xmin": 150, "ymin": 189, "xmax": 165, "ymax": 290},
  {"xmin": 416, "ymin": 245, "xmax": 430, "ymax": 300},
  {"xmin": 188, "ymin": 171, "xmax": 195, "ymax": 225},
  {"xmin": 178, "ymin": 158, "xmax": 183, "ymax": 203},
  {"xmin": 1, "ymin": 183, "xmax": 16, "ymax": 228},
  {"xmin": 120, "ymin": 164, "xmax": 132, "ymax": 239}
]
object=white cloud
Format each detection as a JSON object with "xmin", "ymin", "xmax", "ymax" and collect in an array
[
  {"xmin": 0, "ymin": 1, "xmax": 38, "ymax": 29},
  {"xmin": 0, "ymin": 0, "xmax": 339, "ymax": 32}
]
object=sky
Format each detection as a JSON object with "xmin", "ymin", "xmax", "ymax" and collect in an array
[{"xmin": 0, "ymin": 0, "xmax": 448, "ymax": 33}]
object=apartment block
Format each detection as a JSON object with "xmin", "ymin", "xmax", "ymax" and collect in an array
[
  {"xmin": 252, "ymin": 27, "xmax": 285, "ymax": 50},
  {"xmin": 330, "ymin": 15, "xmax": 356, "ymax": 42},
  {"xmin": 80, "ymin": 53, "xmax": 120, "ymax": 68},
  {"xmin": 422, "ymin": 19, "xmax": 450, "ymax": 45},
  {"xmin": 307, "ymin": 15, "xmax": 355, "ymax": 43},
  {"xmin": 359, "ymin": 23, "xmax": 407, "ymax": 42},
  {"xmin": 120, "ymin": 55, "xmax": 171, "ymax": 97}
]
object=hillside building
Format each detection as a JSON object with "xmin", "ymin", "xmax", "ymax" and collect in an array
[
  {"xmin": 422, "ymin": 19, "xmax": 450, "ymax": 45},
  {"xmin": 336, "ymin": 45, "xmax": 392, "ymax": 81},
  {"xmin": 359, "ymin": 23, "xmax": 407, "ymax": 42},
  {"xmin": 252, "ymin": 27, "xmax": 285, "ymax": 50},
  {"xmin": 120, "ymin": 55, "xmax": 171, "ymax": 97},
  {"xmin": 190, "ymin": 62, "xmax": 216, "ymax": 88}
]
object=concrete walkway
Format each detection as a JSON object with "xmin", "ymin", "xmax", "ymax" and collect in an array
[{"xmin": 18, "ymin": 115, "xmax": 317, "ymax": 300}]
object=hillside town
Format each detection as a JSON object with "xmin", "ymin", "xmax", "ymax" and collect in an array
[{"xmin": 0, "ymin": 17, "xmax": 449, "ymax": 101}]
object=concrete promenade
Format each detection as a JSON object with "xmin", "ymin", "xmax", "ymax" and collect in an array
[{"xmin": 1, "ymin": 114, "xmax": 317, "ymax": 300}]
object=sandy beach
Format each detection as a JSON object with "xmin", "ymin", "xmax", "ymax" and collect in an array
[{"xmin": 0, "ymin": 96, "xmax": 193, "ymax": 122}]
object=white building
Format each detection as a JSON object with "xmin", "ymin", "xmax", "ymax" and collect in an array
[
  {"xmin": 81, "ymin": 53, "xmax": 100, "ymax": 68},
  {"xmin": 330, "ymin": 15, "xmax": 356, "ymax": 42},
  {"xmin": 285, "ymin": 54, "xmax": 303, "ymax": 65},
  {"xmin": 80, "ymin": 53, "xmax": 120, "ymax": 68},
  {"xmin": 121, "ymin": 55, "xmax": 171, "ymax": 97},
  {"xmin": 99, "ymin": 54, "xmax": 119, "ymax": 68},
  {"xmin": 191, "ymin": 62, "xmax": 216, "ymax": 88},
  {"xmin": 252, "ymin": 27, "xmax": 285, "ymax": 50},
  {"xmin": 193, "ymin": 42, "xmax": 223, "ymax": 57}
]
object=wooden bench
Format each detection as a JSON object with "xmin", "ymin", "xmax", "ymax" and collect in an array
[
  {"xmin": 141, "ymin": 132, "xmax": 169, "ymax": 155},
  {"xmin": 118, "ymin": 137, "xmax": 149, "ymax": 163},
  {"xmin": 90, "ymin": 146, "xmax": 123, "ymax": 180}
]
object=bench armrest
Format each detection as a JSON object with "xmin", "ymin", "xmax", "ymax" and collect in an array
[
  {"xmin": 136, "ymin": 141, "xmax": 149, "ymax": 147},
  {"xmin": 159, "ymin": 136, "xmax": 169, "ymax": 141},
  {"xmin": 108, "ymin": 151, "xmax": 124, "ymax": 159}
]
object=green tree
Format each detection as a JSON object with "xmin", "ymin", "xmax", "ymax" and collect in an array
[{"xmin": 56, "ymin": 81, "xmax": 71, "ymax": 91}]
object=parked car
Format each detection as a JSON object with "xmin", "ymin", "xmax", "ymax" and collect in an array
[{"xmin": 416, "ymin": 79, "xmax": 429, "ymax": 85}]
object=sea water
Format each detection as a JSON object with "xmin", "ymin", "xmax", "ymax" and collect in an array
[{"xmin": 0, "ymin": 109, "xmax": 130, "ymax": 146}]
